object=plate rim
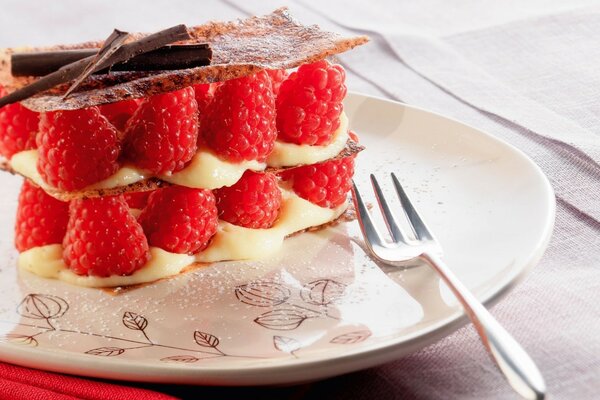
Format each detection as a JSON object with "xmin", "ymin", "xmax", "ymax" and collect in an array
[{"xmin": 0, "ymin": 92, "xmax": 556, "ymax": 385}]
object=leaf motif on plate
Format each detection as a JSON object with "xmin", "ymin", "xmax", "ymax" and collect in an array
[
  {"xmin": 273, "ymin": 335, "xmax": 301, "ymax": 354},
  {"xmin": 122, "ymin": 311, "xmax": 148, "ymax": 331},
  {"xmin": 300, "ymin": 279, "xmax": 346, "ymax": 306},
  {"xmin": 330, "ymin": 330, "xmax": 372, "ymax": 344},
  {"xmin": 161, "ymin": 355, "xmax": 200, "ymax": 363},
  {"xmin": 1, "ymin": 334, "xmax": 38, "ymax": 347},
  {"xmin": 17, "ymin": 294, "xmax": 69, "ymax": 320},
  {"xmin": 85, "ymin": 347, "xmax": 125, "ymax": 356},
  {"xmin": 194, "ymin": 331, "xmax": 220, "ymax": 348},
  {"xmin": 235, "ymin": 281, "xmax": 291, "ymax": 307},
  {"xmin": 254, "ymin": 307, "xmax": 312, "ymax": 330}
]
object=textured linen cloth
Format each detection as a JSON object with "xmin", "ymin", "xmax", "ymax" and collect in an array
[{"xmin": 0, "ymin": 0, "xmax": 599, "ymax": 399}]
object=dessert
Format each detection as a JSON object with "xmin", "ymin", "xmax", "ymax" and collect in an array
[{"xmin": 0, "ymin": 8, "xmax": 368, "ymax": 288}]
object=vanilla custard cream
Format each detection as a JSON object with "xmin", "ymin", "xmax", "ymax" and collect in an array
[
  {"xmin": 18, "ymin": 189, "xmax": 347, "ymax": 287},
  {"xmin": 163, "ymin": 148, "xmax": 265, "ymax": 189},
  {"xmin": 9, "ymin": 113, "xmax": 348, "ymax": 193},
  {"xmin": 266, "ymin": 113, "xmax": 349, "ymax": 167},
  {"xmin": 9, "ymin": 148, "xmax": 262, "ymax": 192}
]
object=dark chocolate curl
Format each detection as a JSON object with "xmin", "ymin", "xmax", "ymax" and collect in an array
[
  {"xmin": 11, "ymin": 44, "xmax": 213, "ymax": 77},
  {"xmin": 0, "ymin": 24, "xmax": 191, "ymax": 108},
  {"xmin": 63, "ymin": 29, "xmax": 130, "ymax": 98},
  {"xmin": 0, "ymin": 8, "xmax": 368, "ymax": 111}
]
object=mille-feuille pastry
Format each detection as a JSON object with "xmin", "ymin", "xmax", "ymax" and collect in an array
[{"xmin": 0, "ymin": 8, "xmax": 368, "ymax": 287}]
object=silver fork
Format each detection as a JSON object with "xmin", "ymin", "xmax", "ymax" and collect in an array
[{"xmin": 351, "ymin": 173, "xmax": 546, "ymax": 400}]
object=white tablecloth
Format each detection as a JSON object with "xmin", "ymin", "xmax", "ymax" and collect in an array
[{"xmin": 1, "ymin": 1, "xmax": 598, "ymax": 398}]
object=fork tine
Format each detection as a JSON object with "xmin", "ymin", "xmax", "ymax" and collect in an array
[
  {"xmin": 370, "ymin": 174, "xmax": 408, "ymax": 244},
  {"xmin": 351, "ymin": 181, "xmax": 387, "ymax": 248},
  {"xmin": 391, "ymin": 173, "xmax": 434, "ymax": 241}
]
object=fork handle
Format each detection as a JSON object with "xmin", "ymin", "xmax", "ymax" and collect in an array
[{"xmin": 421, "ymin": 252, "xmax": 546, "ymax": 400}]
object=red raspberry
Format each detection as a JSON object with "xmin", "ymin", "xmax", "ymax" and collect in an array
[
  {"xmin": 139, "ymin": 186, "xmax": 218, "ymax": 254},
  {"xmin": 280, "ymin": 156, "xmax": 355, "ymax": 208},
  {"xmin": 215, "ymin": 171, "xmax": 282, "ymax": 229},
  {"xmin": 276, "ymin": 60, "xmax": 347, "ymax": 145},
  {"xmin": 37, "ymin": 107, "xmax": 120, "ymax": 191},
  {"xmin": 193, "ymin": 83, "xmax": 218, "ymax": 117},
  {"xmin": 203, "ymin": 71, "xmax": 276, "ymax": 162},
  {"xmin": 99, "ymin": 99, "xmax": 139, "ymax": 132},
  {"xmin": 63, "ymin": 195, "xmax": 150, "ymax": 277},
  {"xmin": 0, "ymin": 85, "xmax": 40, "ymax": 158},
  {"xmin": 14, "ymin": 181, "xmax": 69, "ymax": 252},
  {"xmin": 266, "ymin": 69, "xmax": 288, "ymax": 95},
  {"xmin": 124, "ymin": 191, "xmax": 152, "ymax": 209},
  {"xmin": 124, "ymin": 87, "xmax": 198, "ymax": 174},
  {"xmin": 193, "ymin": 83, "xmax": 218, "ymax": 145}
]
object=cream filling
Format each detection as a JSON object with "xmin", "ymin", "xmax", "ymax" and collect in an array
[
  {"xmin": 18, "ymin": 190, "xmax": 347, "ymax": 288},
  {"xmin": 19, "ymin": 246, "xmax": 194, "ymax": 288},
  {"xmin": 93, "ymin": 166, "xmax": 147, "ymax": 189},
  {"xmin": 197, "ymin": 190, "xmax": 346, "ymax": 262},
  {"xmin": 266, "ymin": 113, "xmax": 349, "ymax": 168},
  {"xmin": 9, "ymin": 149, "xmax": 262, "ymax": 192},
  {"xmin": 10, "ymin": 150, "xmax": 53, "ymax": 191},
  {"xmin": 10, "ymin": 150, "xmax": 148, "ymax": 191},
  {"xmin": 9, "ymin": 113, "xmax": 348, "ymax": 192},
  {"xmin": 161, "ymin": 148, "xmax": 265, "ymax": 189}
]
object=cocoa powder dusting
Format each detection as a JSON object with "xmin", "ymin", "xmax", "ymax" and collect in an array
[{"xmin": 0, "ymin": 8, "xmax": 368, "ymax": 112}]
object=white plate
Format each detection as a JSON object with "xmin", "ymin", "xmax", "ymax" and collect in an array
[{"xmin": 0, "ymin": 93, "xmax": 555, "ymax": 385}]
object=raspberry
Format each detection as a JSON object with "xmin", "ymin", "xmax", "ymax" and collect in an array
[
  {"xmin": 37, "ymin": 107, "xmax": 120, "ymax": 191},
  {"xmin": 63, "ymin": 196, "xmax": 150, "ymax": 277},
  {"xmin": 215, "ymin": 171, "xmax": 282, "ymax": 229},
  {"xmin": 124, "ymin": 87, "xmax": 198, "ymax": 174},
  {"xmin": 14, "ymin": 181, "xmax": 69, "ymax": 252},
  {"xmin": 124, "ymin": 191, "xmax": 152, "ymax": 209},
  {"xmin": 280, "ymin": 156, "xmax": 355, "ymax": 208},
  {"xmin": 266, "ymin": 69, "xmax": 288, "ymax": 95},
  {"xmin": 193, "ymin": 83, "xmax": 218, "ymax": 117},
  {"xmin": 276, "ymin": 60, "xmax": 347, "ymax": 145},
  {"xmin": 203, "ymin": 71, "xmax": 276, "ymax": 162},
  {"xmin": 139, "ymin": 186, "xmax": 218, "ymax": 254},
  {"xmin": 0, "ymin": 85, "xmax": 40, "ymax": 158},
  {"xmin": 193, "ymin": 83, "xmax": 218, "ymax": 145},
  {"xmin": 99, "ymin": 99, "xmax": 139, "ymax": 132}
]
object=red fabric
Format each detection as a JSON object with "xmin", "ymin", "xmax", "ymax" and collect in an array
[{"xmin": 0, "ymin": 362, "xmax": 178, "ymax": 400}]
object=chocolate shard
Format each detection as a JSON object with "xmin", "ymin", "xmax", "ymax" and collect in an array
[
  {"xmin": 0, "ymin": 8, "xmax": 369, "ymax": 111},
  {"xmin": 0, "ymin": 24, "xmax": 191, "ymax": 108},
  {"xmin": 106, "ymin": 44, "xmax": 212, "ymax": 72},
  {"xmin": 11, "ymin": 50, "xmax": 95, "ymax": 77},
  {"xmin": 64, "ymin": 29, "xmax": 130, "ymax": 98},
  {"xmin": 11, "ymin": 44, "xmax": 213, "ymax": 77},
  {"xmin": 0, "ymin": 57, "xmax": 92, "ymax": 108}
]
